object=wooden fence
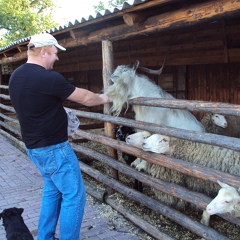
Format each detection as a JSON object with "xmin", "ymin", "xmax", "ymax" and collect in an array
[{"xmin": 0, "ymin": 84, "xmax": 240, "ymax": 240}]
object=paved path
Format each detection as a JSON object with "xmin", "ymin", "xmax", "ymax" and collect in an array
[{"xmin": 0, "ymin": 134, "xmax": 143, "ymax": 240}]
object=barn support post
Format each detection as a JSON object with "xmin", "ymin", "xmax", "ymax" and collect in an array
[{"xmin": 102, "ymin": 40, "xmax": 119, "ymax": 194}]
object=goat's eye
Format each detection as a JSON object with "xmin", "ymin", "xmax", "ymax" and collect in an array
[{"xmin": 225, "ymin": 201, "xmax": 230, "ymax": 203}]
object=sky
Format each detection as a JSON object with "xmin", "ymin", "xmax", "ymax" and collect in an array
[{"xmin": 54, "ymin": 0, "xmax": 110, "ymax": 25}]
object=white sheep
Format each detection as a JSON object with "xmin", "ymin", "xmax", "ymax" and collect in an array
[
  {"xmin": 105, "ymin": 61, "xmax": 205, "ymax": 132},
  {"xmin": 126, "ymin": 132, "xmax": 185, "ymax": 208},
  {"xmin": 201, "ymin": 181, "xmax": 240, "ymax": 226},
  {"xmin": 201, "ymin": 113, "xmax": 227, "ymax": 132},
  {"xmin": 201, "ymin": 113, "xmax": 240, "ymax": 138},
  {"xmin": 140, "ymin": 133, "xmax": 240, "ymax": 210},
  {"xmin": 126, "ymin": 131, "xmax": 151, "ymax": 171}
]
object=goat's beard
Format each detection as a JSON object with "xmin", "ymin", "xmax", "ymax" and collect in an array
[{"xmin": 105, "ymin": 77, "xmax": 130, "ymax": 116}]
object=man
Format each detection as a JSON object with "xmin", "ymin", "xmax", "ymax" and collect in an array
[{"xmin": 8, "ymin": 33, "xmax": 110, "ymax": 240}]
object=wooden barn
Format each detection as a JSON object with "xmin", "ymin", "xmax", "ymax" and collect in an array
[{"xmin": 0, "ymin": 0, "xmax": 240, "ymax": 239}]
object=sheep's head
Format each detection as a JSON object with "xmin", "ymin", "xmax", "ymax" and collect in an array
[
  {"xmin": 142, "ymin": 134, "xmax": 171, "ymax": 154},
  {"xmin": 112, "ymin": 126, "xmax": 135, "ymax": 141},
  {"xmin": 126, "ymin": 131, "xmax": 151, "ymax": 149},
  {"xmin": 211, "ymin": 113, "xmax": 227, "ymax": 128},
  {"xmin": 206, "ymin": 180, "xmax": 240, "ymax": 216}
]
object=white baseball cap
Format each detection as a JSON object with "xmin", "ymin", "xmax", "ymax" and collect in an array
[{"xmin": 28, "ymin": 33, "xmax": 66, "ymax": 51}]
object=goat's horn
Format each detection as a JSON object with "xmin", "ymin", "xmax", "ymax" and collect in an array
[{"xmin": 139, "ymin": 59, "xmax": 166, "ymax": 75}]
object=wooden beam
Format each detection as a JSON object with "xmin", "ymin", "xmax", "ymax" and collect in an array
[
  {"xmin": 123, "ymin": 13, "xmax": 146, "ymax": 26},
  {"xmin": 64, "ymin": 0, "xmax": 240, "ymax": 46}
]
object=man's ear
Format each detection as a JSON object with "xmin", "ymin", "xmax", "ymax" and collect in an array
[{"xmin": 40, "ymin": 48, "xmax": 47, "ymax": 57}]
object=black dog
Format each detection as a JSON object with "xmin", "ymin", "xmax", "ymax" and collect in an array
[{"xmin": 0, "ymin": 207, "xmax": 34, "ymax": 240}]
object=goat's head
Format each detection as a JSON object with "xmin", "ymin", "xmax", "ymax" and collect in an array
[
  {"xmin": 105, "ymin": 60, "xmax": 165, "ymax": 116},
  {"xmin": 105, "ymin": 61, "xmax": 140, "ymax": 116}
]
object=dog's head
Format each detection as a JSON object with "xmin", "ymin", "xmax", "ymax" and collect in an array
[{"xmin": 0, "ymin": 207, "xmax": 24, "ymax": 220}]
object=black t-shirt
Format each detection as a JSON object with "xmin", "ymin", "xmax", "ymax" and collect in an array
[{"xmin": 9, "ymin": 63, "xmax": 75, "ymax": 149}]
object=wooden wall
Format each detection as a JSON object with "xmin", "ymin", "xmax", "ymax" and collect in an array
[{"xmin": 188, "ymin": 63, "xmax": 240, "ymax": 119}]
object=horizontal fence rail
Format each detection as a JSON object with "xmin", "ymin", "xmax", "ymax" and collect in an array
[{"xmin": 129, "ymin": 98, "xmax": 240, "ymax": 116}]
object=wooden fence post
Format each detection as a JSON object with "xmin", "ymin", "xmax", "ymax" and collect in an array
[{"xmin": 102, "ymin": 40, "xmax": 118, "ymax": 194}]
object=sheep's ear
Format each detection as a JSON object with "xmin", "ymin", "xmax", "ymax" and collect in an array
[
  {"xmin": 217, "ymin": 180, "xmax": 230, "ymax": 188},
  {"xmin": 132, "ymin": 60, "xmax": 139, "ymax": 73}
]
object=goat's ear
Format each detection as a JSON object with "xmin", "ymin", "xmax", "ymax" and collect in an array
[{"xmin": 132, "ymin": 60, "xmax": 139, "ymax": 73}]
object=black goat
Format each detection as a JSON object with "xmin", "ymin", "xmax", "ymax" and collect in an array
[
  {"xmin": 0, "ymin": 207, "xmax": 34, "ymax": 240},
  {"xmin": 112, "ymin": 126, "xmax": 143, "ymax": 192}
]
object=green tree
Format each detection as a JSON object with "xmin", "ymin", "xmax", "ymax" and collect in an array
[
  {"xmin": 0, "ymin": 0, "xmax": 58, "ymax": 47},
  {"xmin": 94, "ymin": 0, "xmax": 126, "ymax": 12}
]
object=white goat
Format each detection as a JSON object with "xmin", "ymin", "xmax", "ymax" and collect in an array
[
  {"xmin": 126, "ymin": 131, "xmax": 151, "ymax": 171},
  {"xmin": 105, "ymin": 61, "xmax": 205, "ymax": 132},
  {"xmin": 201, "ymin": 181, "xmax": 240, "ymax": 226},
  {"xmin": 140, "ymin": 133, "xmax": 240, "ymax": 209}
]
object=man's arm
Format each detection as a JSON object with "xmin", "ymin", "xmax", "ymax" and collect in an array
[{"xmin": 67, "ymin": 87, "xmax": 110, "ymax": 106}]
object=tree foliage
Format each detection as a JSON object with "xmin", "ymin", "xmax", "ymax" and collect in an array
[
  {"xmin": 0, "ymin": 0, "xmax": 58, "ymax": 47},
  {"xmin": 94, "ymin": 0, "xmax": 127, "ymax": 12}
]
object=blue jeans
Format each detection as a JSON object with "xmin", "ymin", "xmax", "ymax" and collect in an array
[{"xmin": 26, "ymin": 141, "xmax": 86, "ymax": 240}]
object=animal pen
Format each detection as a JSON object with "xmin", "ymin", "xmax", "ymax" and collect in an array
[{"xmin": 0, "ymin": 0, "xmax": 240, "ymax": 239}]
